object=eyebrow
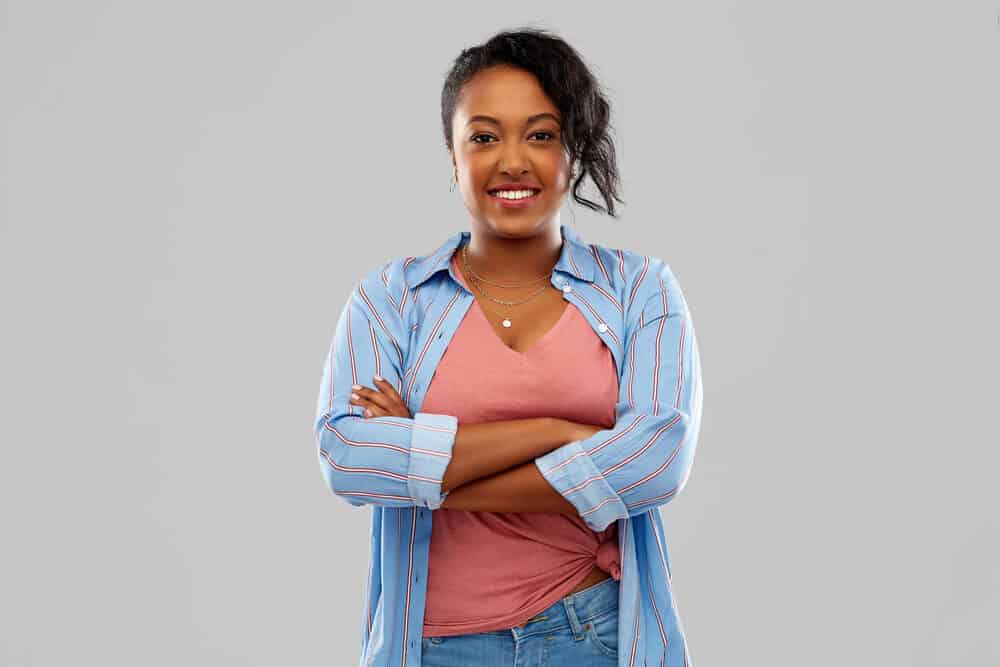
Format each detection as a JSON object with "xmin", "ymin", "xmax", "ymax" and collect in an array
[{"xmin": 465, "ymin": 112, "xmax": 561, "ymax": 128}]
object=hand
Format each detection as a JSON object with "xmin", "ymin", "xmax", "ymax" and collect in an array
[{"xmin": 348, "ymin": 377, "xmax": 412, "ymax": 419}]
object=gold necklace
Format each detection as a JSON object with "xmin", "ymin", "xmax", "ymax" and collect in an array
[
  {"xmin": 460, "ymin": 243, "xmax": 554, "ymax": 328},
  {"xmin": 461, "ymin": 243, "xmax": 553, "ymax": 287}
]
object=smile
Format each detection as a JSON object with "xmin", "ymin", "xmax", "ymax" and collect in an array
[{"xmin": 487, "ymin": 189, "xmax": 541, "ymax": 207}]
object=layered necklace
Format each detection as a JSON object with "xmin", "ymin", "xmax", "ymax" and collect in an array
[{"xmin": 460, "ymin": 241, "xmax": 555, "ymax": 328}]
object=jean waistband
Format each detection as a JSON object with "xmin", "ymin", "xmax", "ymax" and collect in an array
[{"xmin": 508, "ymin": 576, "xmax": 619, "ymax": 639}]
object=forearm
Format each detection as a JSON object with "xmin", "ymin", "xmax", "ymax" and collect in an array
[
  {"xmin": 440, "ymin": 460, "xmax": 579, "ymax": 517},
  {"xmin": 440, "ymin": 417, "xmax": 574, "ymax": 494}
]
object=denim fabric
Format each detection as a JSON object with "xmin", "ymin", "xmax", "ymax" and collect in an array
[{"xmin": 421, "ymin": 577, "xmax": 620, "ymax": 666}]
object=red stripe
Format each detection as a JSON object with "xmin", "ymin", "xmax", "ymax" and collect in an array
[
  {"xmin": 606, "ymin": 415, "xmax": 683, "ymax": 479},
  {"xmin": 404, "ymin": 290, "xmax": 462, "ymax": 403},
  {"xmin": 346, "ymin": 306, "xmax": 360, "ymax": 416},
  {"xmin": 338, "ymin": 490, "xmax": 412, "ymax": 502},
  {"xmin": 590, "ymin": 243, "xmax": 612, "ymax": 283},
  {"xmin": 627, "ymin": 325, "xmax": 638, "ymax": 409},
  {"xmin": 627, "ymin": 256, "xmax": 650, "ymax": 309},
  {"xmin": 569, "ymin": 245, "xmax": 582, "ymax": 276},
  {"xmin": 366, "ymin": 319, "xmax": 380, "ymax": 378},
  {"xmin": 643, "ymin": 519, "xmax": 668, "ymax": 665},
  {"xmin": 629, "ymin": 527, "xmax": 640, "ymax": 667},
  {"xmin": 359, "ymin": 283, "xmax": 403, "ymax": 367},
  {"xmin": 571, "ymin": 291, "xmax": 620, "ymax": 345},
  {"xmin": 321, "ymin": 450, "xmax": 443, "ymax": 486},
  {"xmin": 323, "ymin": 422, "xmax": 411, "ymax": 454},
  {"xmin": 590, "ymin": 282, "xmax": 623, "ymax": 314},
  {"xmin": 651, "ymin": 274, "xmax": 670, "ymax": 416},
  {"xmin": 652, "ymin": 312, "xmax": 665, "ymax": 415},
  {"xmin": 674, "ymin": 319, "xmax": 686, "ymax": 410},
  {"xmin": 613, "ymin": 416, "xmax": 684, "ymax": 486},
  {"xmin": 401, "ymin": 508, "xmax": 417, "ymax": 667}
]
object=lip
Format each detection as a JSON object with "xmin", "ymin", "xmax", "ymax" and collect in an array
[
  {"xmin": 488, "ymin": 183, "xmax": 541, "ymax": 191},
  {"xmin": 487, "ymin": 188, "xmax": 542, "ymax": 208}
]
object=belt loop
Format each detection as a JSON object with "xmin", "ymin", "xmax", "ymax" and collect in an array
[{"xmin": 562, "ymin": 594, "xmax": 586, "ymax": 641}]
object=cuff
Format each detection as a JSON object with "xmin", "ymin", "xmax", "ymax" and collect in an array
[
  {"xmin": 408, "ymin": 412, "xmax": 459, "ymax": 509},
  {"xmin": 534, "ymin": 439, "xmax": 628, "ymax": 531}
]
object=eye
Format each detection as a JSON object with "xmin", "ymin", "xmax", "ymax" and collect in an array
[
  {"xmin": 470, "ymin": 133, "xmax": 496, "ymax": 144},
  {"xmin": 530, "ymin": 131, "xmax": 556, "ymax": 141}
]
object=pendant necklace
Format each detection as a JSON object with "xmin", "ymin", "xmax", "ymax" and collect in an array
[{"xmin": 460, "ymin": 241, "xmax": 555, "ymax": 328}]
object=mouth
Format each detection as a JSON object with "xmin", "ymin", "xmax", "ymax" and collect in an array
[{"xmin": 487, "ymin": 188, "xmax": 542, "ymax": 207}]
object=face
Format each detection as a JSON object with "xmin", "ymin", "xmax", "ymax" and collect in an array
[{"xmin": 450, "ymin": 65, "xmax": 573, "ymax": 237}]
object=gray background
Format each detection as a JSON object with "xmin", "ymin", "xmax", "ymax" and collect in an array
[{"xmin": 2, "ymin": 2, "xmax": 997, "ymax": 665}]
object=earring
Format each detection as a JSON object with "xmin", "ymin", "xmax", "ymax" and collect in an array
[{"xmin": 449, "ymin": 169, "xmax": 457, "ymax": 192}]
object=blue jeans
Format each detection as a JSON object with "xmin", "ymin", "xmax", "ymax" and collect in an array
[{"xmin": 421, "ymin": 576, "xmax": 619, "ymax": 666}]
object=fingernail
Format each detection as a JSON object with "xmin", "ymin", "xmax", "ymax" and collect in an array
[
  {"xmin": 351, "ymin": 384, "xmax": 362, "ymax": 390},
  {"xmin": 364, "ymin": 408, "xmax": 372, "ymax": 417},
  {"xmin": 350, "ymin": 392, "xmax": 359, "ymax": 400},
  {"xmin": 373, "ymin": 375, "xmax": 384, "ymax": 382}
]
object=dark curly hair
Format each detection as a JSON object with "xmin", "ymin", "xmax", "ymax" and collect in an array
[{"xmin": 441, "ymin": 27, "xmax": 625, "ymax": 218}]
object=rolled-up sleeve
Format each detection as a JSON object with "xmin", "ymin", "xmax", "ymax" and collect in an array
[
  {"xmin": 314, "ymin": 279, "xmax": 458, "ymax": 509},
  {"xmin": 534, "ymin": 263, "xmax": 704, "ymax": 531}
]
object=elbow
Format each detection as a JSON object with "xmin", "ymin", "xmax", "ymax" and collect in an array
[
  {"xmin": 665, "ymin": 409, "xmax": 699, "ymax": 495},
  {"xmin": 315, "ymin": 413, "xmax": 368, "ymax": 507},
  {"xmin": 641, "ymin": 410, "xmax": 701, "ymax": 510}
]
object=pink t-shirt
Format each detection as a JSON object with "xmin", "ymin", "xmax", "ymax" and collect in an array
[{"xmin": 421, "ymin": 252, "xmax": 621, "ymax": 637}]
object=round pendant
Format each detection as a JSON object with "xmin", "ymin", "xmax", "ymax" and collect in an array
[{"xmin": 501, "ymin": 318, "xmax": 512, "ymax": 328}]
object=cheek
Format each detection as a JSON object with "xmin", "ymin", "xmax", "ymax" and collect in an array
[
  {"xmin": 458, "ymin": 164, "xmax": 489, "ymax": 194},
  {"xmin": 545, "ymin": 155, "xmax": 572, "ymax": 186}
]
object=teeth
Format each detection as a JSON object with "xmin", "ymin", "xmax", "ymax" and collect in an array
[{"xmin": 490, "ymin": 189, "xmax": 538, "ymax": 200}]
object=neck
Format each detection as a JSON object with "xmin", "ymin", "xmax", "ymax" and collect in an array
[{"xmin": 461, "ymin": 223, "xmax": 562, "ymax": 284}]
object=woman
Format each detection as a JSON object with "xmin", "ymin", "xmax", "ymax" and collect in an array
[{"xmin": 314, "ymin": 28, "xmax": 703, "ymax": 667}]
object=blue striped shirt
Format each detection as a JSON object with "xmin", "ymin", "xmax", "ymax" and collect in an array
[{"xmin": 314, "ymin": 223, "xmax": 704, "ymax": 667}]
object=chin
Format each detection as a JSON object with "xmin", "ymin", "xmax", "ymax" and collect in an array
[{"xmin": 485, "ymin": 218, "xmax": 551, "ymax": 237}]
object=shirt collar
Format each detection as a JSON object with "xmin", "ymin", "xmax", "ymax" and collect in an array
[{"xmin": 403, "ymin": 223, "xmax": 596, "ymax": 291}]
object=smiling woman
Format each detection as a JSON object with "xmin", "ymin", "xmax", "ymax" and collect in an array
[
  {"xmin": 442, "ymin": 40, "xmax": 624, "ymax": 227},
  {"xmin": 315, "ymin": 26, "xmax": 703, "ymax": 667}
]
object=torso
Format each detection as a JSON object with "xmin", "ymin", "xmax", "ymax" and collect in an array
[
  {"xmin": 571, "ymin": 565, "xmax": 613, "ymax": 592},
  {"xmin": 453, "ymin": 250, "xmax": 614, "ymax": 595}
]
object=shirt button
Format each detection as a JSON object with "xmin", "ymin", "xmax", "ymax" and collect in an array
[
  {"xmin": 598, "ymin": 322, "xmax": 608, "ymax": 333},
  {"xmin": 561, "ymin": 284, "xmax": 572, "ymax": 293}
]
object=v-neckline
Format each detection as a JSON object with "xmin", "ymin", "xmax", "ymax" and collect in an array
[
  {"xmin": 472, "ymin": 298, "xmax": 573, "ymax": 357},
  {"xmin": 449, "ymin": 249, "xmax": 573, "ymax": 357}
]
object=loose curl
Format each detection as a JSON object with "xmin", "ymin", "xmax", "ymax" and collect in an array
[{"xmin": 441, "ymin": 27, "xmax": 625, "ymax": 218}]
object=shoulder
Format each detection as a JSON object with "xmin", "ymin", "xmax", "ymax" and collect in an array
[
  {"xmin": 350, "ymin": 255, "xmax": 413, "ymax": 326},
  {"xmin": 586, "ymin": 240, "xmax": 686, "ymax": 324}
]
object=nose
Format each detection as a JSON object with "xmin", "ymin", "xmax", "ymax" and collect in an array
[{"xmin": 498, "ymin": 143, "xmax": 530, "ymax": 176}]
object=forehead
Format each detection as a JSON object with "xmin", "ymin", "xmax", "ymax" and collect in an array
[{"xmin": 455, "ymin": 65, "xmax": 560, "ymax": 123}]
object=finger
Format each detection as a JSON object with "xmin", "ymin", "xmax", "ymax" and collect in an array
[
  {"xmin": 348, "ymin": 389, "xmax": 378, "ymax": 413},
  {"xmin": 348, "ymin": 387, "xmax": 371, "ymax": 406},
  {"xmin": 371, "ymin": 378, "xmax": 411, "ymax": 418},
  {"xmin": 349, "ymin": 385, "xmax": 380, "ymax": 407},
  {"xmin": 363, "ymin": 404, "xmax": 388, "ymax": 418},
  {"xmin": 353, "ymin": 383, "xmax": 395, "ymax": 414},
  {"xmin": 347, "ymin": 393, "xmax": 383, "ymax": 419},
  {"xmin": 372, "ymin": 376, "xmax": 406, "ymax": 404}
]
